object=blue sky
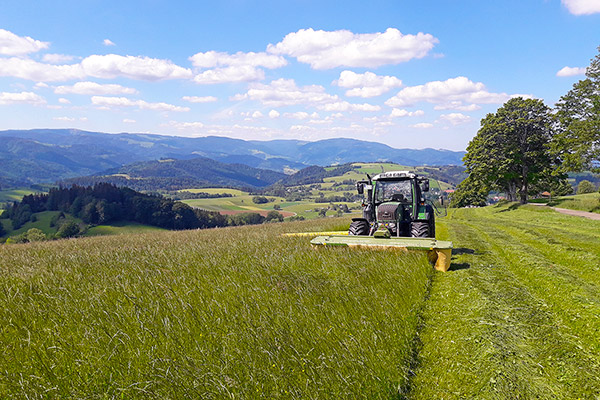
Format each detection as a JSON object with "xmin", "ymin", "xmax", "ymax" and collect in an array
[{"xmin": 0, "ymin": 0, "xmax": 598, "ymax": 150}]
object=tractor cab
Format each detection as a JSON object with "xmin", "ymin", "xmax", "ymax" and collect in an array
[{"xmin": 351, "ymin": 171, "xmax": 435, "ymax": 238}]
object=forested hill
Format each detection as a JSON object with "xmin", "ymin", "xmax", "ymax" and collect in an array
[
  {"xmin": 63, "ymin": 157, "xmax": 287, "ymax": 191},
  {"xmin": 0, "ymin": 129, "xmax": 465, "ymax": 187}
]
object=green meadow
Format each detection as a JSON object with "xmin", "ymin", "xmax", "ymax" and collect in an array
[{"xmin": 1, "ymin": 203, "xmax": 599, "ymax": 398}]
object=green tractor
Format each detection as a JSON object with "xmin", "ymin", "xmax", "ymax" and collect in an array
[{"xmin": 349, "ymin": 171, "xmax": 436, "ymax": 238}]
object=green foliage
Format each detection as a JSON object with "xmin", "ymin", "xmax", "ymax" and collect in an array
[
  {"xmin": 576, "ymin": 179, "xmax": 596, "ymax": 194},
  {"xmin": 464, "ymin": 97, "xmax": 561, "ymax": 204},
  {"xmin": 264, "ymin": 210, "xmax": 283, "ymax": 222},
  {"xmin": 553, "ymin": 46, "xmax": 600, "ymax": 173},
  {"xmin": 56, "ymin": 220, "xmax": 80, "ymax": 238},
  {"xmin": 25, "ymin": 228, "xmax": 46, "ymax": 242},
  {"xmin": 449, "ymin": 176, "xmax": 488, "ymax": 207},
  {"xmin": 252, "ymin": 195, "xmax": 269, "ymax": 204}
]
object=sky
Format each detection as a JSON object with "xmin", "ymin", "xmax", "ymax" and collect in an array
[{"xmin": 0, "ymin": 0, "xmax": 599, "ymax": 151}]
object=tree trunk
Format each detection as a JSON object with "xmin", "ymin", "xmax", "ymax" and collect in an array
[{"xmin": 520, "ymin": 165, "xmax": 529, "ymax": 204}]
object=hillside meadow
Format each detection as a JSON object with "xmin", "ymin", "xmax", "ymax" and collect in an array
[{"xmin": 0, "ymin": 218, "xmax": 433, "ymax": 399}]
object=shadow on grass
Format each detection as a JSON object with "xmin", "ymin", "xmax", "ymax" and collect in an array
[
  {"xmin": 497, "ymin": 203, "xmax": 521, "ymax": 212},
  {"xmin": 453, "ymin": 247, "xmax": 476, "ymax": 255},
  {"xmin": 448, "ymin": 262, "xmax": 470, "ymax": 271}
]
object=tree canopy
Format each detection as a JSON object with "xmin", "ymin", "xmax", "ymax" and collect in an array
[
  {"xmin": 554, "ymin": 46, "xmax": 600, "ymax": 172},
  {"xmin": 462, "ymin": 97, "xmax": 563, "ymax": 204}
]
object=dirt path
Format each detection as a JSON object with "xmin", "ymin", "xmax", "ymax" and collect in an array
[{"xmin": 529, "ymin": 203, "xmax": 600, "ymax": 220}]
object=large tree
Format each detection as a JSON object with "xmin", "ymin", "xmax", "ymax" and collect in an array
[
  {"xmin": 554, "ymin": 46, "xmax": 600, "ymax": 172},
  {"xmin": 463, "ymin": 97, "xmax": 561, "ymax": 204}
]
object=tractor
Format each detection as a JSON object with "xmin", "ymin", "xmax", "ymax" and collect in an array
[{"xmin": 349, "ymin": 171, "xmax": 436, "ymax": 238}]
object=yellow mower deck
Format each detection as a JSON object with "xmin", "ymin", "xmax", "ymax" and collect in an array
[{"xmin": 309, "ymin": 235, "xmax": 453, "ymax": 272}]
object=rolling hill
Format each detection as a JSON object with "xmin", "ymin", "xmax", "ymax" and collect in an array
[{"xmin": 0, "ymin": 129, "xmax": 465, "ymax": 186}]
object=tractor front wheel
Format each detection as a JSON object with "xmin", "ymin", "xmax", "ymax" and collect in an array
[
  {"xmin": 410, "ymin": 221, "xmax": 431, "ymax": 238},
  {"xmin": 349, "ymin": 220, "xmax": 370, "ymax": 235}
]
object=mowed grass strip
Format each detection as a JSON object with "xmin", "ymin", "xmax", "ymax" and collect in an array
[
  {"xmin": 0, "ymin": 218, "xmax": 432, "ymax": 399},
  {"xmin": 408, "ymin": 205, "xmax": 600, "ymax": 399}
]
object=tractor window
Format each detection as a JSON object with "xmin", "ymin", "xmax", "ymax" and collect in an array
[{"xmin": 374, "ymin": 180, "xmax": 412, "ymax": 204}]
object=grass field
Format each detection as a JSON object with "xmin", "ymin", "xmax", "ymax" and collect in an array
[
  {"xmin": 0, "ymin": 188, "xmax": 37, "ymax": 202},
  {"xmin": 84, "ymin": 221, "xmax": 166, "ymax": 236},
  {"xmin": 408, "ymin": 204, "xmax": 600, "ymax": 399},
  {"xmin": 547, "ymin": 192, "xmax": 600, "ymax": 213},
  {"xmin": 0, "ymin": 218, "xmax": 433, "ymax": 398}
]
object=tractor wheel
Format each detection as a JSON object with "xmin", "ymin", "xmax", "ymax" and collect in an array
[
  {"xmin": 410, "ymin": 221, "xmax": 430, "ymax": 238},
  {"xmin": 349, "ymin": 220, "xmax": 370, "ymax": 235}
]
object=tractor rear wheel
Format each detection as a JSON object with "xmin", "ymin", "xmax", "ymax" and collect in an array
[
  {"xmin": 410, "ymin": 221, "xmax": 430, "ymax": 238},
  {"xmin": 349, "ymin": 220, "xmax": 370, "ymax": 235}
]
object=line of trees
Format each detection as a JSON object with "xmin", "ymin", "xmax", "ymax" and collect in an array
[{"xmin": 452, "ymin": 46, "xmax": 600, "ymax": 206}]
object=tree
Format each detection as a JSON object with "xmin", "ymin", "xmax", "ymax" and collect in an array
[
  {"xmin": 554, "ymin": 46, "xmax": 600, "ymax": 172},
  {"xmin": 464, "ymin": 97, "xmax": 561, "ymax": 204},
  {"xmin": 265, "ymin": 210, "xmax": 283, "ymax": 222},
  {"xmin": 25, "ymin": 228, "xmax": 46, "ymax": 242},
  {"xmin": 56, "ymin": 220, "xmax": 80, "ymax": 238},
  {"xmin": 577, "ymin": 180, "xmax": 596, "ymax": 194},
  {"xmin": 449, "ymin": 176, "xmax": 489, "ymax": 208}
]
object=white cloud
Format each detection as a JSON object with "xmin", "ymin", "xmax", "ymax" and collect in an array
[
  {"xmin": 193, "ymin": 65, "xmax": 264, "ymax": 84},
  {"xmin": 0, "ymin": 91, "xmax": 46, "ymax": 105},
  {"xmin": 42, "ymin": 53, "xmax": 76, "ymax": 64},
  {"xmin": 410, "ymin": 122, "xmax": 434, "ymax": 129},
  {"xmin": 103, "ymin": 39, "xmax": 116, "ymax": 46},
  {"xmin": 189, "ymin": 50, "xmax": 286, "ymax": 85},
  {"xmin": 233, "ymin": 78, "xmax": 379, "ymax": 112},
  {"xmin": 562, "ymin": 0, "xmax": 600, "ymax": 15},
  {"xmin": 319, "ymin": 101, "xmax": 380, "ymax": 112},
  {"xmin": 54, "ymin": 116, "xmax": 75, "ymax": 121},
  {"xmin": 386, "ymin": 76, "xmax": 520, "ymax": 108},
  {"xmin": 268, "ymin": 28, "xmax": 438, "ymax": 69},
  {"xmin": 167, "ymin": 121, "xmax": 205, "ymax": 130},
  {"xmin": 182, "ymin": 95, "xmax": 218, "ymax": 103},
  {"xmin": 232, "ymin": 78, "xmax": 338, "ymax": 106},
  {"xmin": 334, "ymin": 70, "xmax": 403, "ymax": 98},
  {"xmin": 58, "ymin": 98, "xmax": 71, "ymax": 104},
  {"xmin": 268, "ymin": 109, "xmax": 280, "ymax": 118},
  {"xmin": 439, "ymin": 113, "xmax": 471, "ymax": 125},
  {"xmin": 34, "ymin": 82, "xmax": 49, "ymax": 89},
  {"xmin": 283, "ymin": 111, "xmax": 319, "ymax": 119},
  {"xmin": 0, "ymin": 29, "xmax": 49, "ymax": 56},
  {"xmin": 0, "ymin": 57, "xmax": 84, "ymax": 81},
  {"xmin": 252, "ymin": 111, "xmax": 263, "ymax": 118},
  {"xmin": 123, "ymin": 118, "xmax": 136, "ymax": 123},
  {"xmin": 190, "ymin": 50, "xmax": 286, "ymax": 69},
  {"xmin": 390, "ymin": 108, "xmax": 424, "ymax": 117},
  {"xmin": 556, "ymin": 66, "xmax": 587, "ymax": 77},
  {"xmin": 55, "ymin": 81, "xmax": 138, "ymax": 95},
  {"xmin": 433, "ymin": 102, "xmax": 481, "ymax": 111},
  {"xmin": 81, "ymin": 54, "xmax": 192, "ymax": 81},
  {"xmin": 91, "ymin": 96, "xmax": 190, "ymax": 112}
]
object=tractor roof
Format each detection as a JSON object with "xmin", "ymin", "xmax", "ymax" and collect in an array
[{"xmin": 372, "ymin": 171, "xmax": 416, "ymax": 180}]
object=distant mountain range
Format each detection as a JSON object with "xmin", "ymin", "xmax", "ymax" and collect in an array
[{"xmin": 0, "ymin": 129, "xmax": 465, "ymax": 187}]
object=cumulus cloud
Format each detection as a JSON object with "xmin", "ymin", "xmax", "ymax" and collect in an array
[
  {"xmin": 42, "ymin": 53, "xmax": 76, "ymax": 64},
  {"xmin": 54, "ymin": 116, "xmax": 75, "ymax": 122},
  {"xmin": 233, "ymin": 78, "xmax": 379, "ymax": 112},
  {"xmin": 268, "ymin": 109, "xmax": 280, "ymax": 118},
  {"xmin": 268, "ymin": 28, "xmax": 438, "ymax": 69},
  {"xmin": 410, "ymin": 122, "xmax": 434, "ymax": 129},
  {"xmin": 0, "ymin": 57, "xmax": 84, "ymax": 81},
  {"xmin": 390, "ymin": 108, "xmax": 424, "ymax": 118},
  {"xmin": 182, "ymin": 95, "xmax": 218, "ymax": 103},
  {"xmin": 193, "ymin": 65, "xmax": 264, "ymax": 84},
  {"xmin": 433, "ymin": 102, "xmax": 481, "ymax": 111},
  {"xmin": 0, "ymin": 54, "xmax": 192, "ymax": 82},
  {"xmin": 103, "ymin": 39, "xmax": 116, "ymax": 46},
  {"xmin": 123, "ymin": 118, "xmax": 136, "ymax": 123},
  {"xmin": 58, "ymin": 98, "xmax": 71, "ymax": 104},
  {"xmin": 91, "ymin": 96, "xmax": 190, "ymax": 112},
  {"xmin": 81, "ymin": 54, "xmax": 192, "ymax": 81},
  {"xmin": 562, "ymin": 0, "xmax": 600, "ymax": 15},
  {"xmin": 283, "ymin": 111, "xmax": 319, "ymax": 119},
  {"xmin": 190, "ymin": 50, "xmax": 286, "ymax": 69},
  {"xmin": 0, "ymin": 91, "xmax": 46, "ymax": 105},
  {"xmin": 556, "ymin": 66, "xmax": 587, "ymax": 77},
  {"xmin": 385, "ymin": 76, "xmax": 521, "ymax": 109},
  {"xmin": 0, "ymin": 29, "xmax": 49, "ymax": 56},
  {"xmin": 439, "ymin": 113, "xmax": 471, "ymax": 125},
  {"xmin": 334, "ymin": 70, "xmax": 403, "ymax": 97},
  {"xmin": 55, "ymin": 81, "xmax": 138, "ymax": 95},
  {"xmin": 189, "ymin": 50, "xmax": 286, "ymax": 84}
]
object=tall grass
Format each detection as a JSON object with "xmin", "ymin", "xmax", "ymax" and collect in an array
[{"xmin": 0, "ymin": 218, "xmax": 432, "ymax": 399}]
